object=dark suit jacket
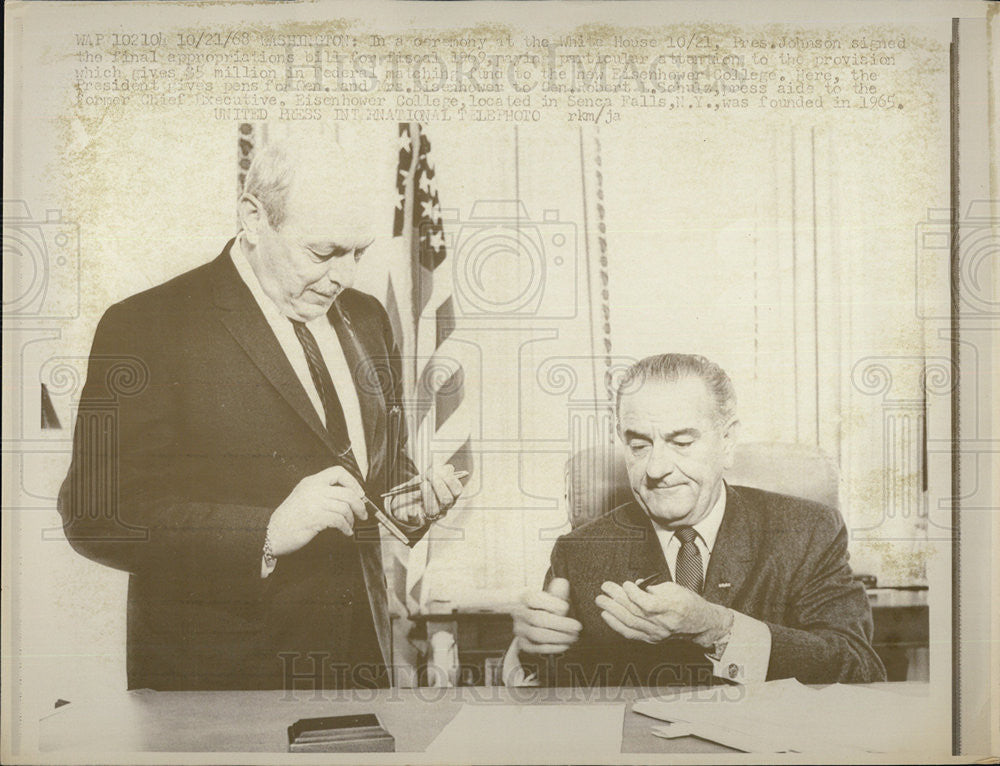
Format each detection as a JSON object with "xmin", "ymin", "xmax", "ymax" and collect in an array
[
  {"xmin": 58, "ymin": 240, "xmax": 420, "ymax": 690},
  {"xmin": 527, "ymin": 484, "xmax": 886, "ymax": 687}
]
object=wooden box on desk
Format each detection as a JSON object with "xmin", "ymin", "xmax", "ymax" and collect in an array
[{"xmin": 287, "ymin": 714, "xmax": 395, "ymax": 752}]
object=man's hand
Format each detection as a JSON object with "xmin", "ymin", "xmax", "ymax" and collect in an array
[
  {"xmin": 596, "ymin": 581, "xmax": 734, "ymax": 649},
  {"xmin": 266, "ymin": 466, "xmax": 367, "ymax": 557},
  {"xmin": 387, "ymin": 462, "xmax": 464, "ymax": 526},
  {"xmin": 512, "ymin": 578, "xmax": 582, "ymax": 655}
]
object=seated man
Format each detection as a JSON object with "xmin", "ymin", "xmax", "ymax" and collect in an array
[{"xmin": 507, "ymin": 353, "xmax": 885, "ymax": 687}]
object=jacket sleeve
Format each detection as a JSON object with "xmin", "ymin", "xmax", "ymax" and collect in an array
[
  {"xmin": 506, "ymin": 535, "xmax": 574, "ymax": 685},
  {"xmin": 544, "ymin": 537, "xmax": 571, "ymax": 587},
  {"xmin": 764, "ymin": 509, "xmax": 887, "ymax": 683},
  {"xmin": 57, "ymin": 302, "xmax": 272, "ymax": 587}
]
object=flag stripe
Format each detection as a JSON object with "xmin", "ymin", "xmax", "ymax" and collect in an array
[
  {"xmin": 41, "ymin": 384, "xmax": 62, "ymax": 429},
  {"xmin": 385, "ymin": 279, "xmax": 404, "ymax": 365},
  {"xmin": 434, "ymin": 368, "xmax": 464, "ymax": 431},
  {"xmin": 446, "ymin": 436, "xmax": 473, "ymax": 478},
  {"xmin": 390, "ymin": 121, "xmax": 473, "ymax": 617},
  {"xmin": 436, "ymin": 296, "xmax": 456, "ymax": 347}
]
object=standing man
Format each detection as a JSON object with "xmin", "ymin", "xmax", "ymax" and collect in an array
[
  {"xmin": 58, "ymin": 138, "xmax": 464, "ymax": 690},
  {"xmin": 508, "ymin": 353, "xmax": 885, "ymax": 687}
]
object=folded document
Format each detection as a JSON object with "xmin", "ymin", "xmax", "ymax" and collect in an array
[{"xmin": 633, "ymin": 679, "xmax": 934, "ymax": 754}]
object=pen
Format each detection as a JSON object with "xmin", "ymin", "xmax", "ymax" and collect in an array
[
  {"xmin": 637, "ymin": 571, "xmax": 670, "ymax": 591},
  {"xmin": 380, "ymin": 470, "xmax": 470, "ymax": 500},
  {"xmin": 362, "ymin": 496, "xmax": 410, "ymax": 544}
]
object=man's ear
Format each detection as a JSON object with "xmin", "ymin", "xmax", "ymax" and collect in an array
[
  {"xmin": 238, "ymin": 194, "xmax": 267, "ymax": 246},
  {"xmin": 721, "ymin": 418, "xmax": 740, "ymax": 470}
]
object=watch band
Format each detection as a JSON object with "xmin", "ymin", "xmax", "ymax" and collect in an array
[
  {"xmin": 705, "ymin": 608, "xmax": 736, "ymax": 660},
  {"xmin": 263, "ymin": 529, "xmax": 277, "ymax": 570},
  {"xmin": 706, "ymin": 637, "xmax": 730, "ymax": 661}
]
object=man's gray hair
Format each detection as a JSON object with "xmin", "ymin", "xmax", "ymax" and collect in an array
[
  {"xmin": 615, "ymin": 353, "xmax": 737, "ymax": 426},
  {"xmin": 241, "ymin": 142, "xmax": 297, "ymax": 230}
]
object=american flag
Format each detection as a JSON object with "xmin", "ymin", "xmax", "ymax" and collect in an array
[{"xmin": 386, "ymin": 123, "xmax": 472, "ymax": 619}]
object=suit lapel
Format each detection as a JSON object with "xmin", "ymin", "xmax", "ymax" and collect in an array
[
  {"xmin": 210, "ymin": 243, "xmax": 393, "ymax": 668},
  {"xmin": 703, "ymin": 484, "xmax": 759, "ymax": 608},
  {"xmin": 329, "ymin": 302, "xmax": 393, "ymax": 667},
  {"xmin": 210, "ymin": 243, "xmax": 340, "ymax": 458},
  {"xmin": 620, "ymin": 503, "xmax": 670, "ymax": 584},
  {"xmin": 329, "ymin": 301, "xmax": 386, "ymax": 484}
]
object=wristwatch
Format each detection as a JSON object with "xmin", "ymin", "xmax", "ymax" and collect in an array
[
  {"xmin": 706, "ymin": 636, "xmax": 731, "ymax": 662},
  {"xmin": 262, "ymin": 529, "xmax": 277, "ymax": 570},
  {"xmin": 705, "ymin": 608, "xmax": 736, "ymax": 661}
]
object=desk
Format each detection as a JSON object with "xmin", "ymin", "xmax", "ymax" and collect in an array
[
  {"xmin": 413, "ymin": 589, "xmax": 930, "ymax": 685},
  {"xmin": 869, "ymin": 589, "xmax": 929, "ymax": 682},
  {"xmin": 40, "ymin": 683, "xmax": 927, "ymax": 755}
]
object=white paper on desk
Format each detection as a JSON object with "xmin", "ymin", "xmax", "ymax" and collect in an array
[
  {"xmin": 425, "ymin": 703, "xmax": 624, "ymax": 760},
  {"xmin": 633, "ymin": 680, "xmax": 932, "ymax": 754}
]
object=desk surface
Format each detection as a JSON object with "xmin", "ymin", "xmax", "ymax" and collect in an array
[{"xmin": 40, "ymin": 682, "xmax": 927, "ymax": 755}]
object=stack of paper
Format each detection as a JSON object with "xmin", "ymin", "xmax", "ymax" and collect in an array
[{"xmin": 633, "ymin": 679, "xmax": 933, "ymax": 754}]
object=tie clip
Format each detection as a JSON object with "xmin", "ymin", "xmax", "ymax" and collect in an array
[{"xmin": 717, "ymin": 582, "xmax": 732, "ymax": 589}]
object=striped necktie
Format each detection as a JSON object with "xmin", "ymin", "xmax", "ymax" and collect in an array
[
  {"xmin": 673, "ymin": 526, "xmax": 704, "ymax": 594},
  {"xmin": 289, "ymin": 319, "xmax": 364, "ymax": 483}
]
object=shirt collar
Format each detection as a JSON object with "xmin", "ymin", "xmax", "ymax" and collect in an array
[{"xmin": 230, "ymin": 232, "xmax": 292, "ymax": 325}]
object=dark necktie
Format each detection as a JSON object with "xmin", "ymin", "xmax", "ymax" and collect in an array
[
  {"xmin": 291, "ymin": 320, "xmax": 388, "ymax": 679},
  {"xmin": 289, "ymin": 319, "xmax": 364, "ymax": 483},
  {"xmin": 673, "ymin": 526, "xmax": 704, "ymax": 593}
]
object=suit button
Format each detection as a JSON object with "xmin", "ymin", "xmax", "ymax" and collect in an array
[{"xmin": 728, "ymin": 663, "xmax": 739, "ymax": 679}]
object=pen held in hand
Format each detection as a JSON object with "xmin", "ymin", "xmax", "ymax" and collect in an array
[
  {"xmin": 362, "ymin": 496, "xmax": 410, "ymax": 544},
  {"xmin": 380, "ymin": 470, "xmax": 470, "ymax": 500},
  {"xmin": 637, "ymin": 571, "xmax": 670, "ymax": 591}
]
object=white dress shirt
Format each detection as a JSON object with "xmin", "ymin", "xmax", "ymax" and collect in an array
[
  {"xmin": 503, "ymin": 487, "xmax": 772, "ymax": 686},
  {"xmin": 230, "ymin": 237, "xmax": 372, "ymax": 578}
]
